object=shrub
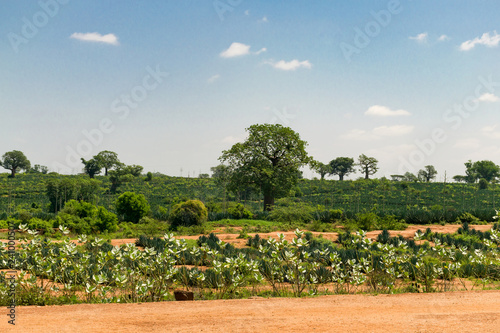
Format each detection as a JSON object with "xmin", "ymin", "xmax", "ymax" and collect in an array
[
  {"xmin": 227, "ymin": 203, "xmax": 253, "ymax": 219},
  {"xmin": 356, "ymin": 211, "xmax": 378, "ymax": 231},
  {"xmin": 56, "ymin": 200, "xmax": 118, "ymax": 234},
  {"xmin": 170, "ymin": 200, "xmax": 208, "ymax": 229},
  {"xmin": 268, "ymin": 199, "xmax": 314, "ymax": 223},
  {"xmin": 115, "ymin": 192, "xmax": 150, "ymax": 223}
]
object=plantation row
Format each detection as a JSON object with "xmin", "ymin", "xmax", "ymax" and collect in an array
[
  {"xmin": 1, "ymin": 173, "xmax": 499, "ymax": 234},
  {"xmin": 2, "ymin": 222, "xmax": 499, "ymax": 305}
]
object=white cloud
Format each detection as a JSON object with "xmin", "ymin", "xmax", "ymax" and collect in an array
[
  {"xmin": 207, "ymin": 74, "xmax": 220, "ymax": 83},
  {"xmin": 438, "ymin": 34, "xmax": 450, "ymax": 41},
  {"xmin": 259, "ymin": 16, "xmax": 268, "ymax": 23},
  {"xmin": 70, "ymin": 32, "xmax": 119, "ymax": 45},
  {"xmin": 477, "ymin": 92, "xmax": 500, "ymax": 102},
  {"xmin": 341, "ymin": 125, "xmax": 413, "ymax": 141},
  {"xmin": 254, "ymin": 47, "xmax": 267, "ymax": 55},
  {"xmin": 268, "ymin": 59, "xmax": 312, "ymax": 71},
  {"xmin": 340, "ymin": 129, "xmax": 378, "ymax": 141},
  {"xmin": 372, "ymin": 125, "xmax": 414, "ymax": 137},
  {"xmin": 409, "ymin": 32, "xmax": 428, "ymax": 43},
  {"xmin": 453, "ymin": 138, "xmax": 481, "ymax": 149},
  {"xmin": 460, "ymin": 31, "xmax": 500, "ymax": 51},
  {"xmin": 220, "ymin": 42, "xmax": 265, "ymax": 58},
  {"xmin": 220, "ymin": 42, "xmax": 251, "ymax": 58},
  {"xmin": 481, "ymin": 125, "xmax": 500, "ymax": 139},
  {"xmin": 244, "ymin": 10, "xmax": 250, "ymax": 16},
  {"xmin": 365, "ymin": 105, "xmax": 411, "ymax": 117}
]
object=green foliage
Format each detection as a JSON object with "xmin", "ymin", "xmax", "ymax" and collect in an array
[
  {"xmin": 358, "ymin": 154, "xmax": 378, "ymax": 179},
  {"xmin": 0, "ymin": 150, "xmax": 31, "ymax": 177},
  {"xmin": 115, "ymin": 192, "xmax": 150, "ymax": 223},
  {"xmin": 227, "ymin": 202, "xmax": 253, "ymax": 219},
  {"xmin": 81, "ymin": 157, "xmax": 101, "ymax": 178},
  {"xmin": 220, "ymin": 123, "xmax": 311, "ymax": 211},
  {"xmin": 56, "ymin": 200, "xmax": 118, "ymax": 233},
  {"xmin": 478, "ymin": 178, "xmax": 489, "ymax": 190},
  {"xmin": 329, "ymin": 157, "xmax": 355, "ymax": 181},
  {"xmin": 268, "ymin": 199, "xmax": 314, "ymax": 223},
  {"xmin": 170, "ymin": 199, "xmax": 208, "ymax": 228}
]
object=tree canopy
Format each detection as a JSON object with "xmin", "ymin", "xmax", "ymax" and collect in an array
[
  {"xmin": 329, "ymin": 157, "xmax": 355, "ymax": 181},
  {"xmin": 418, "ymin": 165, "xmax": 438, "ymax": 182},
  {"xmin": 0, "ymin": 150, "xmax": 31, "ymax": 177},
  {"xmin": 96, "ymin": 150, "xmax": 122, "ymax": 176},
  {"xmin": 220, "ymin": 123, "xmax": 311, "ymax": 211},
  {"xmin": 358, "ymin": 154, "xmax": 378, "ymax": 180}
]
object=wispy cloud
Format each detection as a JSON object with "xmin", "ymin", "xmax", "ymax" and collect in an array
[
  {"xmin": 438, "ymin": 34, "xmax": 450, "ymax": 42},
  {"xmin": 477, "ymin": 92, "xmax": 499, "ymax": 102},
  {"xmin": 365, "ymin": 105, "xmax": 411, "ymax": 117},
  {"xmin": 340, "ymin": 129, "xmax": 378, "ymax": 141},
  {"xmin": 481, "ymin": 125, "xmax": 500, "ymax": 139},
  {"xmin": 259, "ymin": 16, "xmax": 268, "ymax": 23},
  {"xmin": 70, "ymin": 32, "xmax": 119, "ymax": 45},
  {"xmin": 454, "ymin": 138, "xmax": 481, "ymax": 149},
  {"xmin": 220, "ymin": 42, "xmax": 251, "ymax": 58},
  {"xmin": 372, "ymin": 125, "xmax": 414, "ymax": 137},
  {"xmin": 460, "ymin": 31, "xmax": 500, "ymax": 51},
  {"xmin": 254, "ymin": 48, "xmax": 267, "ymax": 55},
  {"xmin": 409, "ymin": 32, "xmax": 428, "ymax": 43},
  {"xmin": 208, "ymin": 74, "xmax": 220, "ymax": 83},
  {"xmin": 220, "ymin": 42, "xmax": 266, "ymax": 58},
  {"xmin": 267, "ymin": 59, "xmax": 312, "ymax": 71},
  {"xmin": 341, "ymin": 125, "xmax": 413, "ymax": 140}
]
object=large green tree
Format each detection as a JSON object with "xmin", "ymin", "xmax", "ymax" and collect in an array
[
  {"xmin": 329, "ymin": 157, "xmax": 355, "ymax": 181},
  {"xmin": 467, "ymin": 160, "xmax": 500, "ymax": 183},
  {"xmin": 96, "ymin": 150, "xmax": 122, "ymax": 176},
  {"xmin": 358, "ymin": 154, "xmax": 378, "ymax": 179},
  {"xmin": 220, "ymin": 124, "xmax": 311, "ymax": 211},
  {"xmin": 0, "ymin": 150, "xmax": 31, "ymax": 177}
]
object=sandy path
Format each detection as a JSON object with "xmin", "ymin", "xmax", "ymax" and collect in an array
[{"xmin": 2, "ymin": 290, "xmax": 499, "ymax": 332}]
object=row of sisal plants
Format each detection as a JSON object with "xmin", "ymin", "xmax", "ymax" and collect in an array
[{"xmin": 1, "ymin": 222, "xmax": 499, "ymax": 305}]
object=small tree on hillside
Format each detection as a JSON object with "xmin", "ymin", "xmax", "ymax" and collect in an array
[
  {"xmin": 81, "ymin": 158, "xmax": 102, "ymax": 178},
  {"xmin": 418, "ymin": 165, "xmax": 438, "ymax": 182},
  {"xmin": 0, "ymin": 150, "xmax": 31, "ymax": 178},
  {"xmin": 358, "ymin": 154, "xmax": 378, "ymax": 180},
  {"xmin": 329, "ymin": 157, "xmax": 355, "ymax": 181},
  {"xmin": 96, "ymin": 150, "xmax": 122, "ymax": 176}
]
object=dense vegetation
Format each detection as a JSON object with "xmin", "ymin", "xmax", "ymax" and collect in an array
[
  {"xmin": 1, "ymin": 172, "xmax": 499, "ymax": 234},
  {"xmin": 1, "ymin": 223, "xmax": 499, "ymax": 305}
]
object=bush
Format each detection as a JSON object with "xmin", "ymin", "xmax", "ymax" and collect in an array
[
  {"xmin": 56, "ymin": 200, "xmax": 118, "ymax": 234},
  {"xmin": 268, "ymin": 199, "xmax": 314, "ymax": 223},
  {"xmin": 115, "ymin": 192, "xmax": 150, "ymax": 223},
  {"xmin": 170, "ymin": 200, "xmax": 208, "ymax": 229},
  {"xmin": 478, "ymin": 178, "xmax": 488, "ymax": 190},
  {"xmin": 227, "ymin": 203, "xmax": 253, "ymax": 219}
]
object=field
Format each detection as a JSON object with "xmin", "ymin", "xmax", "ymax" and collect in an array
[
  {"xmin": 2, "ymin": 173, "xmax": 500, "ymax": 332},
  {"xmin": 2, "ymin": 173, "xmax": 500, "ymax": 224}
]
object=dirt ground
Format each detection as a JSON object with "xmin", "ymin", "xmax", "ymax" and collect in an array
[
  {"xmin": 2, "ymin": 290, "xmax": 499, "ymax": 332},
  {"xmin": 108, "ymin": 223, "xmax": 494, "ymax": 247}
]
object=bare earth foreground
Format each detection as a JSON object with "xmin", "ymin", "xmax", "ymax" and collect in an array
[{"xmin": 3, "ymin": 290, "xmax": 500, "ymax": 333}]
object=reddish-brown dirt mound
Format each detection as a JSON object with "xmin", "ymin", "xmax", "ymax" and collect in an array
[{"xmin": 3, "ymin": 290, "xmax": 499, "ymax": 332}]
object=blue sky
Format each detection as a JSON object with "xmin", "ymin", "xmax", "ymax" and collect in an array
[{"xmin": 1, "ymin": 0, "xmax": 500, "ymax": 180}]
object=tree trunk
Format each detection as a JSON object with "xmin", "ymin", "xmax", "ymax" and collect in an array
[
  {"xmin": 263, "ymin": 194, "xmax": 275, "ymax": 212},
  {"xmin": 339, "ymin": 174, "xmax": 344, "ymax": 181},
  {"xmin": 364, "ymin": 167, "xmax": 369, "ymax": 179},
  {"xmin": 10, "ymin": 169, "xmax": 15, "ymax": 178}
]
